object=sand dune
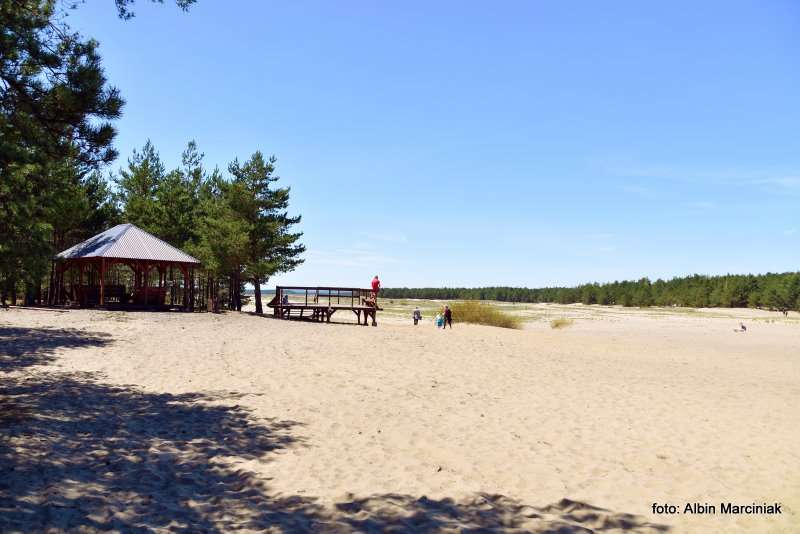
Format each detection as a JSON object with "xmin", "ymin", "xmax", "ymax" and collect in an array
[{"xmin": 1, "ymin": 306, "xmax": 798, "ymax": 532}]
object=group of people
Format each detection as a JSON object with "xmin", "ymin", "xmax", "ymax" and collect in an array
[
  {"xmin": 412, "ymin": 305, "xmax": 453, "ymax": 329},
  {"xmin": 372, "ymin": 275, "xmax": 453, "ymax": 329}
]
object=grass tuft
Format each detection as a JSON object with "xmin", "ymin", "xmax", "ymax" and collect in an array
[
  {"xmin": 550, "ymin": 317, "xmax": 574, "ymax": 329},
  {"xmin": 450, "ymin": 301, "xmax": 522, "ymax": 329}
]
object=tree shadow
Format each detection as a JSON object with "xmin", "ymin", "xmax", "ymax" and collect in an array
[
  {"xmin": 0, "ymin": 326, "xmax": 670, "ymax": 533},
  {"xmin": 0, "ymin": 326, "xmax": 113, "ymax": 371},
  {"xmin": 0, "ymin": 371, "xmax": 317, "ymax": 532},
  {"xmin": 331, "ymin": 493, "xmax": 670, "ymax": 533},
  {"xmin": 247, "ymin": 312, "xmax": 381, "ymax": 328}
]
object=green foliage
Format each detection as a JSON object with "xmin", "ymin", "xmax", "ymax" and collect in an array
[
  {"xmin": 114, "ymin": 140, "xmax": 164, "ymax": 234},
  {"xmin": 111, "ymin": 143, "xmax": 305, "ymax": 312},
  {"xmin": 227, "ymin": 151, "xmax": 305, "ymax": 313},
  {"xmin": 0, "ymin": 0, "xmax": 125, "ymax": 302},
  {"xmin": 381, "ymin": 273, "xmax": 800, "ymax": 312},
  {"xmin": 113, "ymin": 0, "xmax": 196, "ymax": 20},
  {"xmin": 0, "ymin": 0, "xmax": 191, "ymax": 304},
  {"xmin": 449, "ymin": 301, "xmax": 522, "ymax": 329},
  {"xmin": 188, "ymin": 169, "xmax": 249, "ymax": 277}
]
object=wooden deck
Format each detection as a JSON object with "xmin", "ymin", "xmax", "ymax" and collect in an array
[{"xmin": 267, "ymin": 286, "xmax": 381, "ymax": 325}]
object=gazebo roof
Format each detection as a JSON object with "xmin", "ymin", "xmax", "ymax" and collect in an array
[{"xmin": 56, "ymin": 223, "xmax": 200, "ymax": 264}]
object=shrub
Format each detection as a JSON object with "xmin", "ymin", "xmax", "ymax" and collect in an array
[
  {"xmin": 550, "ymin": 317, "xmax": 574, "ymax": 329},
  {"xmin": 449, "ymin": 301, "xmax": 522, "ymax": 329}
]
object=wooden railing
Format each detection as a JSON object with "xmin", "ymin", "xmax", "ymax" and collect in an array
[
  {"xmin": 273, "ymin": 286, "xmax": 377, "ymax": 308},
  {"xmin": 269, "ymin": 286, "xmax": 380, "ymax": 325}
]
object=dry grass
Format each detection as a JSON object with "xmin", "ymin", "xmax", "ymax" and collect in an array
[
  {"xmin": 550, "ymin": 318, "xmax": 574, "ymax": 329},
  {"xmin": 450, "ymin": 301, "xmax": 522, "ymax": 329}
]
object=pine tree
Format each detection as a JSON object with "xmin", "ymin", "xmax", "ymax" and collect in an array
[
  {"xmin": 189, "ymin": 170, "xmax": 249, "ymax": 312},
  {"xmin": 114, "ymin": 140, "xmax": 165, "ymax": 233},
  {"xmin": 0, "ymin": 1, "xmax": 125, "ymax": 301},
  {"xmin": 228, "ymin": 152, "xmax": 305, "ymax": 314},
  {"xmin": 153, "ymin": 141, "xmax": 204, "ymax": 248}
]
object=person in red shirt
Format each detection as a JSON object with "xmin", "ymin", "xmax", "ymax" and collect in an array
[{"xmin": 371, "ymin": 275, "xmax": 381, "ymax": 303}]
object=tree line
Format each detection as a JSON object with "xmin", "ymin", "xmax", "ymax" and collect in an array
[
  {"xmin": 382, "ymin": 272, "xmax": 800, "ymax": 313},
  {"xmin": 1, "ymin": 1, "xmax": 304, "ymax": 310}
]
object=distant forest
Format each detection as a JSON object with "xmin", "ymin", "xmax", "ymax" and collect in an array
[{"xmin": 382, "ymin": 272, "xmax": 800, "ymax": 312}]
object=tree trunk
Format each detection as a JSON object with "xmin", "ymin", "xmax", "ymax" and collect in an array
[
  {"xmin": 254, "ymin": 277, "xmax": 263, "ymax": 314},
  {"xmin": 229, "ymin": 275, "xmax": 234, "ymax": 310},
  {"xmin": 213, "ymin": 276, "xmax": 220, "ymax": 313},
  {"xmin": 24, "ymin": 281, "xmax": 35, "ymax": 306},
  {"xmin": 235, "ymin": 272, "xmax": 242, "ymax": 312},
  {"xmin": 207, "ymin": 274, "xmax": 213, "ymax": 312},
  {"xmin": 47, "ymin": 261, "xmax": 55, "ymax": 305}
]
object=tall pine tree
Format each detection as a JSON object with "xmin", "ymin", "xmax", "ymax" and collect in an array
[
  {"xmin": 228, "ymin": 152, "xmax": 304, "ymax": 314},
  {"xmin": 114, "ymin": 140, "xmax": 165, "ymax": 233}
]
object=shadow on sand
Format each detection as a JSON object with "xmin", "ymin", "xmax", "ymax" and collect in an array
[
  {"xmin": 333, "ymin": 493, "xmax": 670, "ymax": 532},
  {"xmin": 0, "ymin": 326, "xmax": 113, "ymax": 371},
  {"xmin": 246, "ymin": 311, "xmax": 381, "ymax": 329},
  {"xmin": 0, "ymin": 371, "xmax": 313, "ymax": 532},
  {"xmin": 0, "ymin": 326, "xmax": 669, "ymax": 533}
]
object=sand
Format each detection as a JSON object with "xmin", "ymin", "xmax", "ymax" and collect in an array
[{"xmin": 1, "ymin": 304, "xmax": 798, "ymax": 532}]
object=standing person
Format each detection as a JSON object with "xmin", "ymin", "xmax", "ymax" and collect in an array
[
  {"xmin": 413, "ymin": 307, "xmax": 422, "ymax": 325},
  {"xmin": 371, "ymin": 275, "xmax": 381, "ymax": 303},
  {"xmin": 435, "ymin": 312, "xmax": 443, "ymax": 328},
  {"xmin": 443, "ymin": 305, "xmax": 453, "ymax": 329}
]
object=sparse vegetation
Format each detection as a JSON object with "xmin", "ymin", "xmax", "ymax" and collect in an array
[
  {"xmin": 450, "ymin": 301, "xmax": 522, "ymax": 329},
  {"xmin": 550, "ymin": 318, "xmax": 574, "ymax": 329}
]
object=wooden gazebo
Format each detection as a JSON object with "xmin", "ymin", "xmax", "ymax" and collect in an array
[{"xmin": 54, "ymin": 223, "xmax": 201, "ymax": 309}]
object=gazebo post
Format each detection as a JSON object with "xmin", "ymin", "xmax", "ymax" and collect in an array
[
  {"xmin": 190, "ymin": 267, "xmax": 195, "ymax": 311},
  {"xmin": 100, "ymin": 258, "xmax": 105, "ymax": 307},
  {"xmin": 180, "ymin": 264, "xmax": 189, "ymax": 310},
  {"xmin": 55, "ymin": 262, "xmax": 62, "ymax": 305},
  {"xmin": 79, "ymin": 261, "xmax": 85, "ymax": 305},
  {"xmin": 143, "ymin": 261, "xmax": 149, "ymax": 306}
]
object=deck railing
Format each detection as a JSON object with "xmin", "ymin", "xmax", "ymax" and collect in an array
[
  {"xmin": 269, "ymin": 286, "xmax": 380, "ymax": 325},
  {"xmin": 274, "ymin": 286, "xmax": 376, "ymax": 308}
]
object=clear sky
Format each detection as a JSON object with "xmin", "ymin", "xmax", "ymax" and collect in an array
[{"xmin": 68, "ymin": 0, "xmax": 800, "ymax": 288}]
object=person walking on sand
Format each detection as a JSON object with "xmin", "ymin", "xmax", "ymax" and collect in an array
[
  {"xmin": 371, "ymin": 275, "xmax": 381, "ymax": 303},
  {"xmin": 443, "ymin": 305, "xmax": 453, "ymax": 329},
  {"xmin": 413, "ymin": 307, "xmax": 422, "ymax": 325},
  {"xmin": 435, "ymin": 312, "xmax": 443, "ymax": 328}
]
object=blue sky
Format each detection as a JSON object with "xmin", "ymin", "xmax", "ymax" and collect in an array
[{"xmin": 69, "ymin": 0, "xmax": 800, "ymax": 287}]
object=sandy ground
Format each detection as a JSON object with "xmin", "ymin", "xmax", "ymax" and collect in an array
[{"xmin": 1, "ymin": 304, "xmax": 798, "ymax": 532}]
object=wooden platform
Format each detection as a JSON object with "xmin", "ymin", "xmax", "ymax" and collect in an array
[{"xmin": 267, "ymin": 286, "xmax": 381, "ymax": 325}]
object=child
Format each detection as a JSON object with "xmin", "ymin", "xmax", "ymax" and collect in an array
[{"xmin": 435, "ymin": 313, "xmax": 443, "ymax": 328}]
